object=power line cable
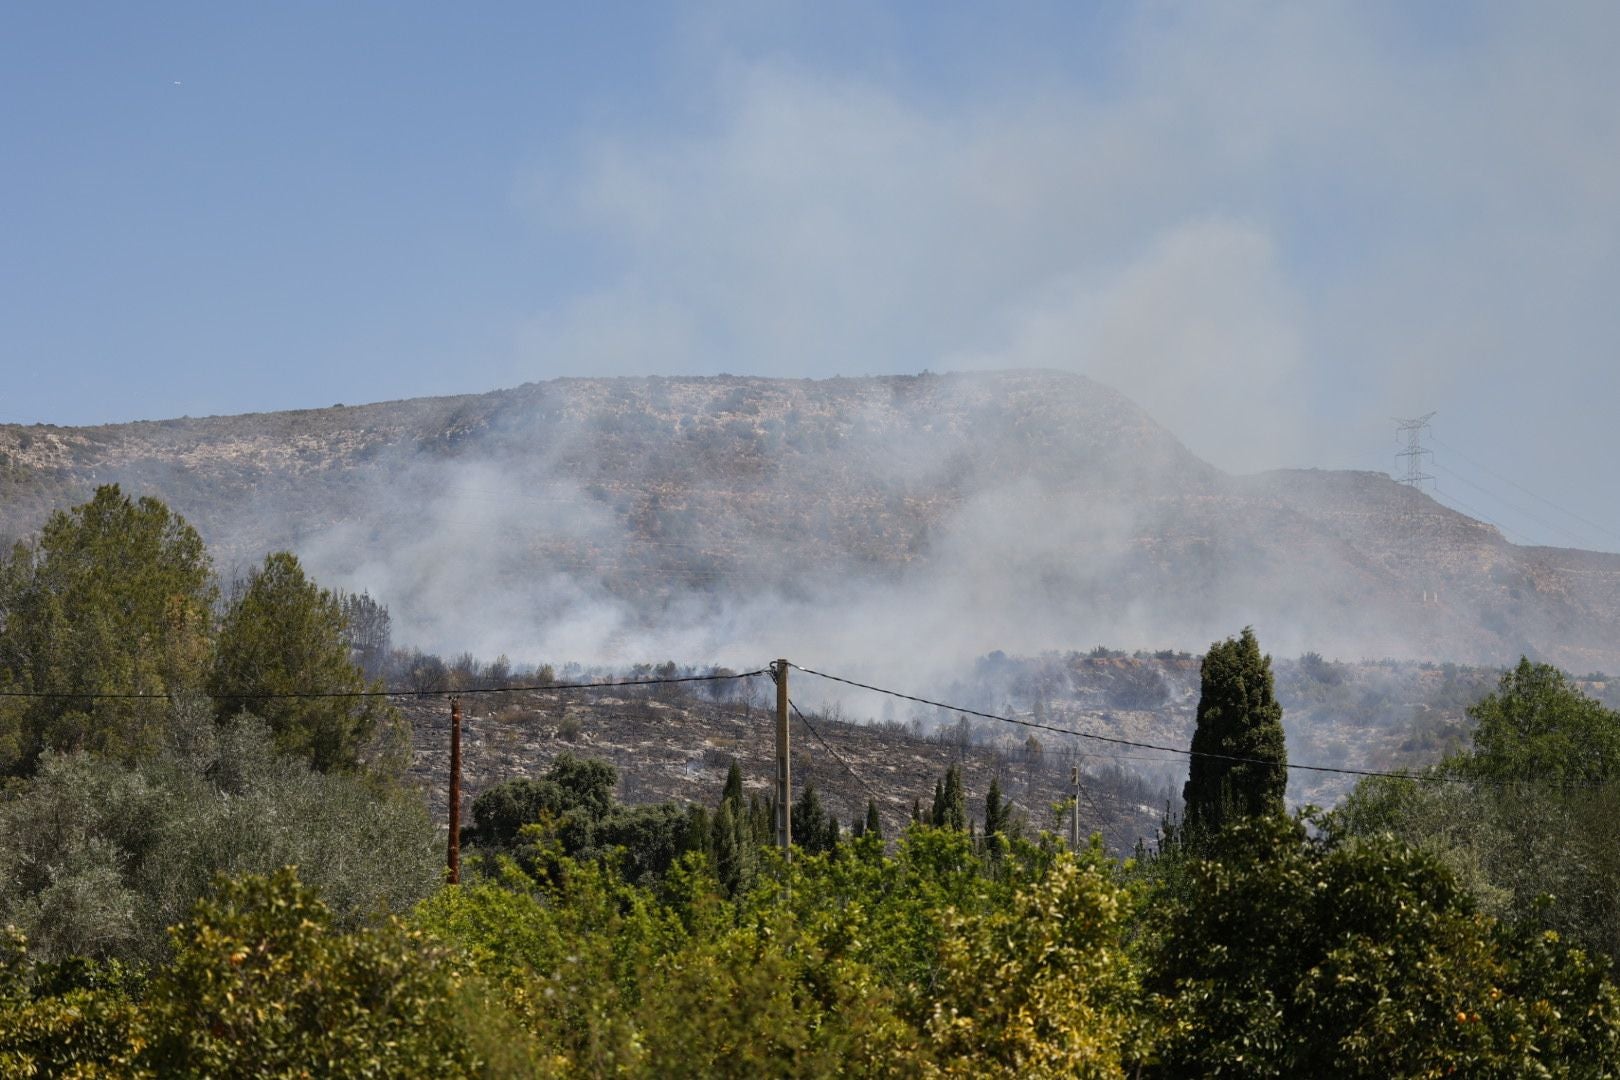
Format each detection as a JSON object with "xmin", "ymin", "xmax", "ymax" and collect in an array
[
  {"xmin": 0, "ymin": 668, "xmax": 768, "ymax": 703},
  {"xmin": 1428, "ymin": 487, "xmax": 1537, "ymax": 547},
  {"xmin": 1432, "ymin": 435, "xmax": 1620, "ymax": 547},
  {"xmin": 1431, "ymin": 462, "xmax": 1591, "ymax": 548},
  {"xmin": 789, "ymin": 662, "xmax": 1476, "ymax": 786},
  {"xmin": 1075, "ymin": 775, "xmax": 1106, "ymax": 830},
  {"xmin": 787, "ymin": 697, "xmax": 885, "ymax": 809}
]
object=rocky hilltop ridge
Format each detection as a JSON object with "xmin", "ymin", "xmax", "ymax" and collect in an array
[{"xmin": 2, "ymin": 370, "xmax": 1617, "ymax": 672}]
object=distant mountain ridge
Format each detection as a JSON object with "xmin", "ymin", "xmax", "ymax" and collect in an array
[{"xmin": 2, "ymin": 370, "xmax": 1617, "ymax": 672}]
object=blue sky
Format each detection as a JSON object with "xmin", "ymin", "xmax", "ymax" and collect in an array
[{"xmin": 3, "ymin": 2, "xmax": 1618, "ymax": 550}]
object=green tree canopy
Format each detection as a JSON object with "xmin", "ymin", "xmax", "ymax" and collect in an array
[
  {"xmin": 142, "ymin": 868, "xmax": 528, "ymax": 1075},
  {"xmin": 468, "ymin": 754, "xmax": 620, "ymax": 851},
  {"xmin": 1462, "ymin": 657, "xmax": 1620, "ymax": 784},
  {"xmin": 1182, "ymin": 627, "xmax": 1288, "ymax": 835},
  {"xmin": 1146, "ymin": 814, "xmax": 1620, "ymax": 1076},
  {"xmin": 0, "ymin": 708, "xmax": 437, "ymax": 969},
  {"xmin": 0, "ymin": 485, "xmax": 215, "ymax": 772},
  {"xmin": 1334, "ymin": 658, "xmax": 1620, "ymax": 962},
  {"xmin": 209, "ymin": 551, "xmax": 390, "ymax": 772}
]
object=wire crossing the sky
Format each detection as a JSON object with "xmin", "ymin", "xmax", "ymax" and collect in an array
[
  {"xmin": 6, "ymin": 652, "xmax": 1605, "ymax": 792},
  {"xmin": 788, "ymin": 695, "xmax": 884, "ymax": 807},
  {"xmin": 787, "ymin": 662, "xmax": 1477, "ymax": 787},
  {"xmin": 0, "ymin": 668, "xmax": 769, "ymax": 703},
  {"xmin": 1432, "ymin": 435, "xmax": 1620, "ymax": 548}
]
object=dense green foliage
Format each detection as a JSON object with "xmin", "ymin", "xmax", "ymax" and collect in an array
[
  {"xmin": 1462, "ymin": 657, "xmax": 1620, "ymax": 784},
  {"xmin": 211, "ymin": 551, "xmax": 394, "ymax": 771},
  {"xmin": 0, "ymin": 711, "xmax": 437, "ymax": 967},
  {"xmin": 0, "ymin": 870, "xmax": 531, "ymax": 1077},
  {"xmin": 0, "ymin": 490, "xmax": 432, "ymax": 967},
  {"xmin": 1336, "ymin": 658, "xmax": 1620, "ymax": 963},
  {"xmin": 0, "ymin": 486, "xmax": 216, "ymax": 772},
  {"xmin": 1147, "ymin": 813, "xmax": 1620, "ymax": 1076},
  {"xmin": 1183, "ymin": 627, "xmax": 1288, "ymax": 834},
  {"xmin": 5, "ymin": 791, "xmax": 1617, "ymax": 1076}
]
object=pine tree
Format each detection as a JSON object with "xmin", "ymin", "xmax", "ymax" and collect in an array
[
  {"xmin": 211, "ymin": 552, "xmax": 391, "ymax": 772},
  {"xmin": 1182, "ymin": 627, "xmax": 1288, "ymax": 835},
  {"xmin": 0, "ymin": 486, "xmax": 216, "ymax": 772}
]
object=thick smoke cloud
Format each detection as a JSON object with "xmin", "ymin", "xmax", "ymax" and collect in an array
[
  {"xmin": 289, "ymin": 372, "xmax": 1428, "ymax": 693},
  {"xmin": 509, "ymin": 2, "xmax": 1620, "ymax": 543}
]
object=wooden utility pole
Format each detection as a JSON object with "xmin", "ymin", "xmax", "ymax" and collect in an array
[
  {"xmin": 447, "ymin": 695, "xmax": 462, "ymax": 884},
  {"xmin": 774, "ymin": 659, "xmax": 791, "ymax": 859},
  {"xmin": 1071, "ymin": 765, "xmax": 1081, "ymax": 854}
]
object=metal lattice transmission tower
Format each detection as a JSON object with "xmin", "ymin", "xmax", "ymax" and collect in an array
[
  {"xmin": 1394, "ymin": 412, "xmax": 1436, "ymax": 490},
  {"xmin": 1393, "ymin": 413, "xmax": 1438, "ymax": 605}
]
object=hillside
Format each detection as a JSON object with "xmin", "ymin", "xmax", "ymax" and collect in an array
[
  {"xmin": 3, "ymin": 370, "xmax": 1618, "ymax": 672},
  {"xmin": 400, "ymin": 676, "xmax": 1169, "ymax": 855}
]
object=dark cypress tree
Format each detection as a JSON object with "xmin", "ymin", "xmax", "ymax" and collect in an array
[
  {"xmin": 792, "ymin": 782, "xmax": 836, "ymax": 854},
  {"xmin": 749, "ymin": 793, "xmax": 773, "ymax": 846},
  {"xmin": 936, "ymin": 765, "xmax": 967, "ymax": 832},
  {"xmin": 721, "ymin": 760, "xmax": 744, "ymax": 807},
  {"xmin": 711, "ymin": 759, "xmax": 757, "ymax": 894},
  {"xmin": 911, "ymin": 798, "xmax": 924, "ymax": 826},
  {"xmin": 985, "ymin": 775, "xmax": 1006, "ymax": 838},
  {"xmin": 1182, "ymin": 627, "xmax": 1288, "ymax": 835},
  {"xmin": 930, "ymin": 779, "xmax": 946, "ymax": 827},
  {"xmin": 864, "ymin": 799, "xmax": 882, "ymax": 840},
  {"xmin": 711, "ymin": 800, "xmax": 755, "ymax": 896},
  {"xmin": 684, "ymin": 803, "xmax": 712, "ymax": 859}
]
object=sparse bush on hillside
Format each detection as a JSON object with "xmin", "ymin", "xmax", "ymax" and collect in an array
[
  {"xmin": 1108, "ymin": 663, "xmax": 1169, "ymax": 710},
  {"xmin": 1298, "ymin": 650, "xmax": 1345, "ymax": 686}
]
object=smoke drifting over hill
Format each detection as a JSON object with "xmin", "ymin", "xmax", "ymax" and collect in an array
[
  {"xmin": 280, "ymin": 373, "xmax": 1303, "ymax": 677},
  {"xmin": 4, "ymin": 371, "xmax": 1619, "ymax": 690},
  {"xmin": 126, "ymin": 373, "xmax": 1620, "ymax": 679}
]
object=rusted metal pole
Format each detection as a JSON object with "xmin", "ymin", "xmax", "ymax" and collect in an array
[
  {"xmin": 774, "ymin": 659, "xmax": 791, "ymax": 860},
  {"xmin": 447, "ymin": 695, "xmax": 462, "ymax": 884}
]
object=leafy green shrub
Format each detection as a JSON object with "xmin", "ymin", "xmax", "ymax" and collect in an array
[
  {"xmin": 1144, "ymin": 814, "xmax": 1620, "ymax": 1077},
  {"xmin": 142, "ymin": 867, "xmax": 535, "ymax": 1076},
  {"xmin": 0, "ymin": 714, "xmax": 438, "ymax": 966}
]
